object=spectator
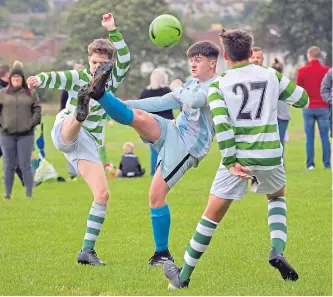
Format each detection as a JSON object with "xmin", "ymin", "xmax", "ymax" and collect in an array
[
  {"xmin": 296, "ymin": 46, "xmax": 331, "ymax": 170},
  {"xmin": 59, "ymin": 63, "xmax": 85, "ymax": 180},
  {"xmin": 139, "ymin": 68, "xmax": 174, "ymax": 176},
  {"xmin": 0, "ymin": 61, "xmax": 42, "ymax": 199},
  {"xmin": 249, "ymin": 46, "xmax": 264, "ymax": 66},
  {"xmin": 0, "ymin": 64, "xmax": 10, "ymax": 89},
  {"xmin": 320, "ymin": 68, "xmax": 332, "ymax": 170},
  {"xmin": 116, "ymin": 142, "xmax": 145, "ymax": 178},
  {"xmin": 271, "ymin": 58, "xmax": 291, "ymax": 150},
  {"xmin": 321, "ymin": 68, "xmax": 332, "ymax": 136},
  {"xmin": 0, "ymin": 64, "xmax": 25, "ymax": 186}
]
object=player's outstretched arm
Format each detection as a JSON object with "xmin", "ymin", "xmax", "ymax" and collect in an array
[
  {"xmin": 102, "ymin": 13, "xmax": 130, "ymax": 93},
  {"xmin": 273, "ymin": 69, "xmax": 309, "ymax": 108},
  {"xmin": 127, "ymin": 93, "xmax": 180, "ymax": 112},
  {"xmin": 208, "ymin": 80, "xmax": 237, "ymax": 169},
  {"xmin": 171, "ymin": 79, "xmax": 207, "ymax": 108},
  {"xmin": 27, "ymin": 69, "xmax": 84, "ymax": 91}
]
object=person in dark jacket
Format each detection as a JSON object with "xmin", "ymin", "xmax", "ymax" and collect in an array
[
  {"xmin": 116, "ymin": 142, "xmax": 145, "ymax": 177},
  {"xmin": 0, "ymin": 64, "xmax": 10, "ymax": 89},
  {"xmin": 139, "ymin": 68, "xmax": 174, "ymax": 176},
  {"xmin": 0, "ymin": 63, "xmax": 25, "ymax": 186},
  {"xmin": 0, "ymin": 61, "xmax": 42, "ymax": 199}
]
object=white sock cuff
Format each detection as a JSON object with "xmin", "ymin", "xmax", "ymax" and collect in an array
[{"xmin": 202, "ymin": 215, "xmax": 218, "ymax": 226}]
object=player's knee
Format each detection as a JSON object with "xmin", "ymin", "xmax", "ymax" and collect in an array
[
  {"xmin": 266, "ymin": 187, "xmax": 285, "ymax": 200},
  {"xmin": 131, "ymin": 109, "xmax": 149, "ymax": 130},
  {"xmin": 149, "ymin": 191, "xmax": 165, "ymax": 208},
  {"xmin": 94, "ymin": 189, "xmax": 110, "ymax": 204},
  {"xmin": 133, "ymin": 109, "xmax": 146, "ymax": 123}
]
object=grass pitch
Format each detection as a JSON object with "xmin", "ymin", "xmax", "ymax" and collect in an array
[{"xmin": 0, "ymin": 109, "xmax": 331, "ymax": 295}]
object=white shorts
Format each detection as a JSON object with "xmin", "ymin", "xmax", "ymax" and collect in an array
[
  {"xmin": 210, "ymin": 163, "xmax": 286, "ymax": 200},
  {"xmin": 51, "ymin": 118, "xmax": 102, "ymax": 174}
]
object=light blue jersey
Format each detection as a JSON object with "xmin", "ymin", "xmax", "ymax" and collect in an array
[{"xmin": 127, "ymin": 76, "xmax": 217, "ymax": 160}]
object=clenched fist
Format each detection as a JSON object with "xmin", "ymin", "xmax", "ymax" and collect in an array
[
  {"xmin": 102, "ymin": 13, "xmax": 116, "ymax": 31},
  {"xmin": 27, "ymin": 76, "xmax": 39, "ymax": 89}
]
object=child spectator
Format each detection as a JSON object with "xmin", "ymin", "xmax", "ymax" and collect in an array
[{"xmin": 116, "ymin": 142, "xmax": 145, "ymax": 177}]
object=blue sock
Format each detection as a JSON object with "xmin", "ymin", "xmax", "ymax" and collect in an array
[
  {"xmin": 150, "ymin": 204, "xmax": 170, "ymax": 252},
  {"xmin": 99, "ymin": 92, "xmax": 134, "ymax": 125}
]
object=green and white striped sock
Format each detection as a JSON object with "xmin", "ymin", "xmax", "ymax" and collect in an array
[
  {"xmin": 82, "ymin": 202, "xmax": 106, "ymax": 251},
  {"xmin": 179, "ymin": 216, "xmax": 218, "ymax": 281},
  {"xmin": 268, "ymin": 197, "xmax": 287, "ymax": 254}
]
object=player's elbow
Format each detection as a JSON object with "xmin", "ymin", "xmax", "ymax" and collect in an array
[{"xmin": 293, "ymin": 96, "xmax": 309, "ymax": 108}]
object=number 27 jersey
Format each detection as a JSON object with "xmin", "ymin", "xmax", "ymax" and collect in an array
[{"xmin": 209, "ymin": 63, "xmax": 308, "ymax": 170}]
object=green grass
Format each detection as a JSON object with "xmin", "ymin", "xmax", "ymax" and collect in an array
[{"xmin": 0, "ymin": 109, "xmax": 331, "ymax": 296}]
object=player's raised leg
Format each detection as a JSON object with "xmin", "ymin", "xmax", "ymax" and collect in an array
[
  {"xmin": 61, "ymin": 86, "xmax": 91, "ymax": 144},
  {"xmin": 266, "ymin": 187, "xmax": 298, "ymax": 281},
  {"xmin": 88, "ymin": 63, "xmax": 135, "ymax": 125},
  {"xmin": 87, "ymin": 64, "xmax": 164, "ymax": 144}
]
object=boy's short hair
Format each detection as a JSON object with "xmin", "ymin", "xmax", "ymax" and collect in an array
[
  {"xmin": 88, "ymin": 39, "xmax": 115, "ymax": 60},
  {"xmin": 187, "ymin": 41, "xmax": 220, "ymax": 60},
  {"xmin": 0, "ymin": 64, "xmax": 10, "ymax": 78},
  {"xmin": 220, "ymin": 29, "xmax": 253, "ymax": 62},
  {"xmin": 307, "ymin": 46, "xmax": 321, "ymax": 59},
  {"xmin": 123, "ymin": 142, "xmax": 134, "ymax": 154},
  {"xmin": 252, "ymin": 46, "xmax": 263, "ymax": 52}
]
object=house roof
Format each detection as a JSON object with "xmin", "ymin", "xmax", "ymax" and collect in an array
[
  {"xmin": 0, "ymin": 40, "xmax": 43, "ymax": 62},
  {"xmin": 37, "ymin": 38, "xmax": 61, "ymax": 56}
]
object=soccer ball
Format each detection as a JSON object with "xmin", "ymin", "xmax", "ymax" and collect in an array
[{"xmin": 149, "ymin": 14, "xmax": 183, "ymax": 48}]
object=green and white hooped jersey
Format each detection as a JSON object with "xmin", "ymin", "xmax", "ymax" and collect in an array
[
  {"xmin": 36, "ymin": 29, "xmax": 130, "ymax": 147},
  {"xmin": 209, "ymin": 63, "xmax": 309, "ymax": 170}
]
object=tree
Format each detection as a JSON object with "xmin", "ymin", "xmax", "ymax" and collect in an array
[
  {"xmin": 27, "ymin": 12, "xmax": 67, "ymax": 36},
  {"xmin": 27, "ymin": 16, "xmax": 46, "ymax": 35},
  {"xmin": 0, "ymin": 7, "xmax": 10, "ymax": 29},
  {"xmin": 251, "ymin": 0, "xmax": 332, "ymax": 66},
  {"xmin": 28, "ymin": 0, "xmax": 49, "ymax": 12},
  {"xmin": 4, "ymin": 0, "xmax": 48, "ymax": 13},
  {"xmin": 4, "ymin": 0, "xmax": 29, "ymax": 13},
  {"xmin": 57, "ymin": 0, "xmax": 193, "ymax": 97},
  {"xmin": 192, "ymin": 14, "xmax": 222, "ymax": 31}
]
